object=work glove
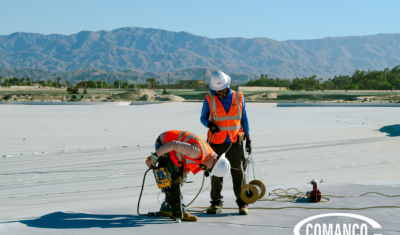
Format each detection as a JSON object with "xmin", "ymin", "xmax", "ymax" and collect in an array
[
  {"xmin": 145, "ymin": 152, "xmax": 159, "ymax": 168},
  {"xmin": 176, "ymin": 174, "xmax": 187, "ymax": 186},
  {"xmin": 245, "ymin": 136, "xmax": 252, "ymax": 154},
  {"xmin": 207, "ymin": 122, "xmax": 221, "ymax": 134}
]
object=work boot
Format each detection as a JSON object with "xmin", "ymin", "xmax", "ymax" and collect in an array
[
  {"xmin": 159, "ymin": 211, "xmax": 173, "ymax": 218},
  {"xmin": 239, "ymin": 205, "xmax": 248, "ymax": 215},
  {"xmin": 183, "ymin": 212, "xmax": 198, "ymax": 222},
  {"xmin": 206, "ymin": 200, "xmax": 223, "ymax": 214},
  {"xmin": 159, "ymin": 211, "xmax": 198, "ymax": 222}
]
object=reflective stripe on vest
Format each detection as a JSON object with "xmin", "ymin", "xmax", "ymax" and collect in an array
[{"xmin": 219, "ymin": 125, "xmax": 241, "ymax": 131}]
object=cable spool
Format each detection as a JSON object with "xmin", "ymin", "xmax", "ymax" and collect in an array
[{"xmin": 240, "ymin": 180, "xmax": 266, "ymax": 204}]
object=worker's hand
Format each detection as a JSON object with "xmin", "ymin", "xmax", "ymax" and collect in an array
[
  {"xmin": 145, "ymin": 152, "xmax": 159, "ymax": 168},
  {"xmin": 183, "ymin": 168, "xmax": 191, "ymax": 175},
  {"xmin": 181, "ymin": 174, "xmax": 187, "ymax": 185},
  {"xmin": 207, "ymin": 122, "xmax": 221, "ymax": 134},
  {"xmin": 245, "ymin": 136, "xmax": 252, "ymax": 154}
]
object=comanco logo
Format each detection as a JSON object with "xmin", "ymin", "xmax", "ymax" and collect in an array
[{"xmin": 294, "ymin": 213, "xmax": 383, "ymax": 235}]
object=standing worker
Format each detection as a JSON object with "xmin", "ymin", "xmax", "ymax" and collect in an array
[
  {"xmin": 146, "ymin": 130, "xmax": 231, "ymax": 221},
  {"xmin": 200, "ymin": 71, "xmax": 252, "ymax": 215}
]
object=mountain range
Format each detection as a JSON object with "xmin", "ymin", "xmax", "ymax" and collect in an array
[{"xmin": 1, "ymin": 27, "xmax": 400, "ymax": 81}]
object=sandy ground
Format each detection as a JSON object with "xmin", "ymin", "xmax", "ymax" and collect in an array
[
  {"xmin": 0, "ymin": 103, "xmax": 399, "ymax": 234},
  {"xmin": 246, "ymin": 92, "xmax": 282, "ymax": 101},
  {"xmin": 112, "ymin": 90, "xmax": 185, "ymax": 102},
  {"xmin": 1, "ymin": 89, "xmax": 185, "ymax": 102}
]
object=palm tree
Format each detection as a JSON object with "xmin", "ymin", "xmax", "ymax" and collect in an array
[
  {"xmin": 56, "ymin": 77, "xmax": 61, "ymax": 87},
  {"xmin": 146, "ymin": 78, "xmax": 156, "ymax": 89}
]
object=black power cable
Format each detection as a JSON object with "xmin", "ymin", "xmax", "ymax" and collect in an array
[{"xmin": 137, "ymin": 168, "xmax": 152, "ymax": 216}]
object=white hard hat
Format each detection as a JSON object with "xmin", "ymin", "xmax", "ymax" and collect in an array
[
  {"xmin": 210, "ymin": 153, "xmax": 230, "ymax": 177},
  {"xmin": 210, "ymin": 71, "xmax": 231, "ymax": 91}
]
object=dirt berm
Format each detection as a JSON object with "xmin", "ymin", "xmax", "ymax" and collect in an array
[
  {"xmin": 112, "ymin": 89, "xmax": 185, "ymax": 102},
  {"xmin": 245, "ymin": 92, "xmax": 282, "ymax": 101}
]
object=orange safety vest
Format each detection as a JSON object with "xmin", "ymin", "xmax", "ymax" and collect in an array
[
  {"xmin": 206, "ymin": 90, "xmax": 244, "ymax": 144},
  {"xmin": 164, "ymin": 130, "xmax": 214, "ymax": 175}
]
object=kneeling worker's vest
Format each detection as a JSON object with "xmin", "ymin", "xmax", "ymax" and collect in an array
[
  {"xmin": 206, "ymin": 90, "xmax": 244, "ymax": 144},
  {"xmin": 164, "ymin": 130, "xmax": 214, "ymax": 174}
]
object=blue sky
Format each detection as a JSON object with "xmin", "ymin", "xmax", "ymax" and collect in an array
[{"xmin": 1, "ymin": 0, "xmax": 399, "ymax": 41}]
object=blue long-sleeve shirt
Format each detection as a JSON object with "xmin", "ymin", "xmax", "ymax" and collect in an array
[{"xmin": 200, "ymin": 87, "xmax": 250, "ymax": 142}]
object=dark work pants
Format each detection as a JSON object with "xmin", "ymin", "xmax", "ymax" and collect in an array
[{"xmin": 210, "ymin": 138, "xmax": 247, "ymax": 206}]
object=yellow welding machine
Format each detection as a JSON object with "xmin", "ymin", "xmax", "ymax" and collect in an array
[{"xmin": 153, "ymin": 166, "xmax": 172, "ymax": 190}]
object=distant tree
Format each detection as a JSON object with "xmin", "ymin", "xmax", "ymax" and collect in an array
[
  {"xmin": 46, "ymin": 79, "xmax": 53, "ymax": 87},
  {"xmin": 366, "ymin": 79, "xmax": 380, "ymax": 89},
  {"xmin": 0, "ymin": 76, "xmax": 3, "ymax": 86},
  {"xmin": 26, "ymin": 77, "xmax": 32, "ymax": 86},
  {"xmin": 342, "ymin": 84, "xmax": 351, "ymax": 90},
  {"xmin": 10, "ymin": 77, "xmax": 19, "ymax": 85},
  {"xmin": 378, "ymin": 82, "xmax": 393, "ymax": 90},
  {"xmin": 297, "ymin": 84, "xmax": 305, "ymax": 90},
  {"xmin": 56, "ymin": 77, "xmax": 61, "ymax": 87},
  {"xmin": 315, "ymin": 84, "xmax": 323, "ymax": 90},
  {"xmin": 332, "ymin": 75, "xmax": 352, "ymax": 89},
  {"xmin": 321, "ymin": 80, "xmax": 334, "ymax": 90},
  {"xmin": 351, "ymin": 83, "xmax": 359, "ymax": 90},
  {"xmin": 122, "ymin": 81, "xmax": 129, "ymax": 88},
  {"xmin": 113, "ymin": 80, "xmax": 121, "ymax": 88},
  {"xmin": 4, "ymin": 78, "xmax": 11, "ymax": 87},
  {"xmin": 19, "ymin": 77, "xmax": 25, "ymax": 85},
  {"xmin": 90, "ymin": 81, "xmax": 97, "ymax": 88},
  {"xmin": 289, "ymin": 83, "xmax": 298, "ymax": 90},
  {"xmin": 147, "ymin": 78, "xmax": 156, "ymax": 88},
  {"xmin": 305, "ymin": 75, "xmax": 318, "ymax": 88},
  {"xmin": 100, "ymin": 81, "xmax": 108, "ymax": 88}
]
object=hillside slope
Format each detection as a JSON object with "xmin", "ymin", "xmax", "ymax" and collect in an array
[{"xmin": 0, "ymin": 28, "xmax": 400, "ymax": 78}]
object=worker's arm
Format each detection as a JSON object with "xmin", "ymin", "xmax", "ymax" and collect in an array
[
  {"xmin": 241, "ymin": 95, "xmax": 252, "ymax": 154},
  {"xmin": 241, "ymin": 95, "xmax": 250, "ymax": 137},
  {"xmin": 155, "ymin": 141, "xmax": 202, "ymax": 160},
  {"xmin": 200, "ymin": 98, "xmax": 210, "ymax": 127}
]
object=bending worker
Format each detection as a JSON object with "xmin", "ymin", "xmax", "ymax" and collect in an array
[
  {"xmin": 200, "ymin": 71, "xmax": 252, "ymax": 215},
  {"xmin": 146, "ymin": 130, "xmax": 230, "ymax": 222}
]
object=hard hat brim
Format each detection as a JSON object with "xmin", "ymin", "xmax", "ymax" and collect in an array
[
  {"xmin": 210, "ymin": 82, "xmax": 230, "ymax": 91},
  {"xmin": 209, "ymin": 153, "xmax": 230, "ymax": 177}
]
